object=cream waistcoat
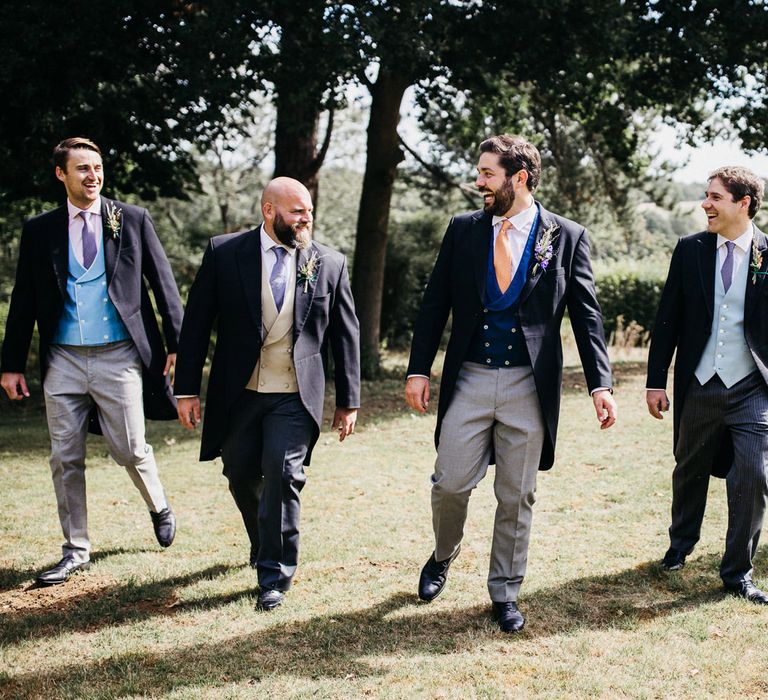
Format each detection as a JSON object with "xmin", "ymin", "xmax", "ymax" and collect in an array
[{"xmin": 246, "ymin": 250, "xmax": 299, "ymax": 393}]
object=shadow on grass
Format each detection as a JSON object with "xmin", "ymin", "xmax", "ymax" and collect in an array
[
  {"xmin": 3, "ymin": 552, "xmax": 749, "ymax": 698},
  {"xmin": 0, "ymin": 563, "xmax": 242, "ymax": 648},
  {"xmin": 0, "ymin": 548, "xmax": 148, "ymax": 591}
]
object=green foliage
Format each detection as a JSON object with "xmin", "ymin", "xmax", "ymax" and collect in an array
[
  {"xmin": 380, "ymin": 213, "xmax": 445, "ymax": 350},
  {"xmin": 594, "ymin": 264, "xmax": 666, "ymax": 342}
]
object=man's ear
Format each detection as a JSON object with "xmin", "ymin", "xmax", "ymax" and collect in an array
[{"xmin": 55, "ymin": 166, "xmax": 66, "ymax": 183}]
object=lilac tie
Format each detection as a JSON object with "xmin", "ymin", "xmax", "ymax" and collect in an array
[
  {"xmin": 79, "ymin": 211, "xmax": 97, "ymax": 269},
  {"xmin": 270, "ymin": 247, "xmax": 288, "ymax": 312},
  {"xmin": 722, "ymin": 240, "xmax": 735, "ymax": 293}
]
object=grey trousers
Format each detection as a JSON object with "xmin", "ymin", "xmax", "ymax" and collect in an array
[
  {"xmin": 670, "ymin": 371, "xmax": 768, "ymax": 585},
  {"xmin": 431, "ymin": 362, "xmax": 545, "ymax": 602},
  {"xmin": 43, "ymin": 341, "xmax": 168, "ymax": 563}
]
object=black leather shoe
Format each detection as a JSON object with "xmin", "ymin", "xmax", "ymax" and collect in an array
[
  {"xmin": 661, "ymin": 547, "xmax": 688, "ymax": 571},
  {"xmin": 36, "ymin": 556, "xmax": 91, "ymax": 585},
  {"xmin": 418, "ymin": 546, "xmax": 460, "ymax": 602},
  {"xmin": 491, "ymin": 601, "xmax": 525, "ymax": 633},
  {"xmin": 257, "ymin": 588, "xmax": 285, "ymax": 611},
  {"xmin": 724, "ymin": 580, "xmax": 768, "ymax": 605},
  {"xmin": 151, "ymin": 506, "xmax": 176, "ymax": 548}
]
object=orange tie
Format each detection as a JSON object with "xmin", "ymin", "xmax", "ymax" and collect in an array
[{"xmin": 494, "ymin": 219, "xmax": 513, "ymax": 293}]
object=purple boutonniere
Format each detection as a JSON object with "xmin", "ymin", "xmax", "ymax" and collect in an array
[{"xmin": 532, "ymin": 222, "xmax": 559, "ymax": 276}]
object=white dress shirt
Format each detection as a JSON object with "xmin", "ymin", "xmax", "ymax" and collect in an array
[
  {"xmin": 717, "ymin": 226, "xmax": 753, "ymax": 276},
  {"xmin": 260, "ymin": 225, "xmax": 297, "ymax": 273}
]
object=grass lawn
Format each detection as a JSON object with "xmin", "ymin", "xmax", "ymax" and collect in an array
[{"xmin": 1, "ymin": 348, "xmax": 767, "ymax": 699}]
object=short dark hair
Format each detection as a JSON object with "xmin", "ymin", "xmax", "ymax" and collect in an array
[
  {"xmin": 479, "ymin": 134, "xmax": 541, "ymax": 192},
  {"xmin": 53, "ymin": 137, "xmax": 102, "ymax": 172},
  {"xmin": 708, "ymin": 166, "xmax": 764, "ymax": 219}
]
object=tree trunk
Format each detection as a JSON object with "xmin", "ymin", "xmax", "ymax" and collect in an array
[
  {"xmin": 351, "ymin": 68, "xmax": 410, "ymax": 378},
  {"xmin": 273, "ymin": 98, "xmax": 322, "ymax": 204}
]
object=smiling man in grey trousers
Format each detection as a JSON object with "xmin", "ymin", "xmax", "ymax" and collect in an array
[{"xmin": 1, "ymin": 137, "xmax": 181, "ymax": 585}]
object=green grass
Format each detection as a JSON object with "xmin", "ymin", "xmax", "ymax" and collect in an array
[{"xmin": 2, "ymin": 350, "xmax": 768, "ymax": 699}]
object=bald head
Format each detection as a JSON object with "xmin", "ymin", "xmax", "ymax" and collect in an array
[
  {"xmin": 262, "ymin": 177, "xmax": 314, "ymax": 249},
  {"xmin": 261, "ymin": 177, "xmax": 311, "ymax": 208}
]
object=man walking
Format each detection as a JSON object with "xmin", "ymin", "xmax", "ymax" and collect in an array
[
  {"xmin": 174, "ymin": 177, "xmax": 360, "ymax": 611},
  {"xmin": 647, "ymin": 166, "xmax": 768, "ymax": 604},
  {"xmin": 1, "ymin": 137, "xmax": 181, "ymax": 585},
  {"xmin": 405, "ymin": 134, "xmax": 616, "ymax": 633}
]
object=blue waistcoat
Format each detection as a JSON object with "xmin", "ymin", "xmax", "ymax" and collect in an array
[
  {"xmin": 466, "ymin": 216, "xmax": 538, "ymax": 368},
  {"xmin": 53, "ymin": 237, "xmax": 130, "ymax": 346}
]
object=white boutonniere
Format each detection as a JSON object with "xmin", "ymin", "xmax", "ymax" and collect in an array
[
  {"xmin": 297, "ymin": 251, "xmax": 323, "ymax": 292},
  {"xmin": 750, "ymin": 237, "xmax": 768, "ymax": 284},
  {"xmin": 531, "ymin": 222, "xmax": 560, "ymax": 276},
  {"xmin": 105, "ymin": 202, "xmax": 122, "ymax": 240}
]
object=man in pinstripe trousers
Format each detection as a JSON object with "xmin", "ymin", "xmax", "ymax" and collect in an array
[{"xmin": 647, "ymin": 166, "xmax": 768, "ymax": 604}]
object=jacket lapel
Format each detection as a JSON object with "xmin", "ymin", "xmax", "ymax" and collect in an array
[
  {"xmin": 49, "ymin": 206, "xmax": 70, "ymax": 299},
  {"xmin": 101, "ymin": 198, "xmax": 120, "ymax": 284},
  {"xmin": 745, "ymin": 225, "xmax": 768, "ymax": 321},
  {"xmin": 518, "ymin": 202, "xmax": 552, "ymax": 306},
  {"xmin": 472, "ymin": 211, "xmax": 493, "ymax": 302},
  {"xmin": 696, "ymin": 232, "xmax": 717, "ymax": 323},
  {"xmin": 237, "ymin": 229, "xmax": 264, "ymax": 333},
  {"xmin": 293, "ymin": 243, "xmax": 318, "ymax": 338}
]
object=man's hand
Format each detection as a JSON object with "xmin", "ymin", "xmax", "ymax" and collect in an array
[
  {"xmin": 405, "ymin": 376, "xmax": 430, "ymax": 413},
  {"xmin": 163, "ymin": 353, "xmax": 177, "ymax": 380},
  {"xmin": 592, "ymin": 389, "xmax": 617, "ymax": 430},
  {"xmin": 332, "ymin": 408, "xmax": 357, "ymax": 442},
  {"xmin": 1, "ymin": 372, "xmax": 29, "ymax": 400},
  {"xmin": 646, "ymin": 389, "xmax": 670, "ymax": 420},
  {"xmin": 177, "ymin": 396, "xmax": 201, "ymax": 429}
]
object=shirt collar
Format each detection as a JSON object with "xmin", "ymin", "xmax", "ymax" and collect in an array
[
  {"xmin": 492, "ymin": 201, "xmax": 537, "ymax": 231},
  {"xmin": 67, "ymin": 196, "xmax": 102, "ymax": 220},
  {"xmin": 717, "ymin": 225, "xmax": 753, "ymax": 254},
  {"xmin": 260, "ymin": 224, "xmax": 296, "ymax": 257}
]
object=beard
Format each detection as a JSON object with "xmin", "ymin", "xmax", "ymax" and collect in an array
[
  {"xmin": 273, "ymin": 213, "xmax": 312, "ymax": 250},
  {"xmin": 483, "ymin": 176, "xmax": 516, "ymax": 216}
]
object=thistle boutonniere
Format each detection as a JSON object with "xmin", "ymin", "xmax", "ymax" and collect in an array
[
  {"xmin": 297, "ymin": 250, "xmax": 322, "ymax": 292},
  {"xmin": 531, "ymin": 222, "xmax": 560, "ymax": 276},
  {"xmin": 105, "ymin": 202, "xmax": 122, "ymax": 240}
]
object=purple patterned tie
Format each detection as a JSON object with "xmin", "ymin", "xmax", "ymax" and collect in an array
[
  {"xmin": 79, "ymin": 211, "xmax": 97, "ymax": 269},
  {"xmin": 270, "ymin": 246, "xmax": 288, "ymax": 312},
  {"xmin": 722, "ymin": 240, "xmax": 735, "ymax": 293}
]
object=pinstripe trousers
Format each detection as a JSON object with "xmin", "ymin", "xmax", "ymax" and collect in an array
[{"xmin": 670, "ymin": 371, "xmax": 768, "ymax": 585}]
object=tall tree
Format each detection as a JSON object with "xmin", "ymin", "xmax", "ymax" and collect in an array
[
  {"xmin": 351, "ymin": 1, "xmax": 463, "ymax": 377},
  {"xmin": 0, "ymin": 0, "xmax": 255, "ymax": 203}
]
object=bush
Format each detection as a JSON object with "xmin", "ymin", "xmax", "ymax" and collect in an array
[
  {"xmin": 594, "ymin": 263, "xmax": 666, "ymax": 343},
  {"xmin": 380, "ymin": 214, "xmax": 446, "ymax": 350}
]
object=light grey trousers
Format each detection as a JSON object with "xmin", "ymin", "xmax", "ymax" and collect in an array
[
  {"xmin": 431, "ymin": 362, "xmax": 545, "ymax": 603},
  {"xmin": 43, "ymin": 341, "xmax": 168, "ymax": 563}
]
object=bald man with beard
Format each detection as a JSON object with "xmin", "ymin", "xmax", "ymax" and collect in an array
[{"xmin": 174, "ymin": 177, "xmax": 360, "ymax": 611}]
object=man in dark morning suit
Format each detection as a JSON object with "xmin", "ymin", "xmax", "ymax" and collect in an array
[
  {"xmin": 0, "ymin": 137, "xmax": 181, "ymax": 585},
  {"xmin": 405, "ymin": 134, "xmax": 617, "ymax": 633},
  {"xmin": 174, "ymin": 176, "xmax": 360, "ymax": 611},
  {"xmin": 647, "ymin": 166, "xmax": 768, "ymax": 604}
]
